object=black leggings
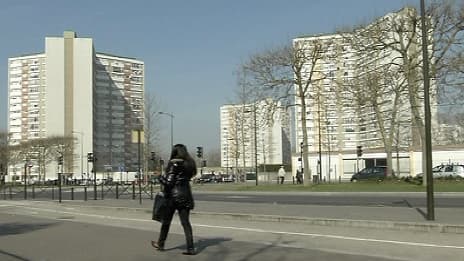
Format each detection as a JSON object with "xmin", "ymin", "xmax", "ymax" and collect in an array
[{"xmin": 158, "ymin": 205, "xmax": 194, "ymax": 249}]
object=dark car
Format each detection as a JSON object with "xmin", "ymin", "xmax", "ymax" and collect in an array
[
  {"xmin": 350, "ymin": 166, "xmax": 393, "ymax": 182},
  {"xmin": 150, "ymin": 175, "xmax": 160, "ymax": 184},
  {"xmin": 218, "ymin": 174, "xmax": 235, "ymax": 182},
  {"xmin": 195, "ymin": 174, "xmax": 217, "ymax": 183}
]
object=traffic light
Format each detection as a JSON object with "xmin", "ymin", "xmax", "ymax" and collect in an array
[
  {"xmin": 356, "ymin": 145, "xmax": 363, "ymax": 157},
  {"xmin": 87, "ymin": 152, "xmax": 93, "ymax": 162},
  {"xmin": 150, "ymin": 151, "xmax": 156, "ymax": 161},
  {"xmin": 58, "ymin": 155, "xmax": 63, "ymax": 165},
  {"xmin": 196, "ymin": 146, "xmax": 203, "ymax": 158},
  {"xmin": 202, "ymin": 160, "xmax": 207, "ymax": 167}
]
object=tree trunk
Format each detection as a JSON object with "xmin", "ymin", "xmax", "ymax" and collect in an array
[
  {"xmin": 300, "ymin": 92, "xmax": 312, "ymax": 185},
  {"xmin": 386, "ymin": 150, "xmax": 394, "ymax": 178}
]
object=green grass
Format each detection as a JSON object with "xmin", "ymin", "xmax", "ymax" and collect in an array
[{"xmin": 192, "ymin": 180, "xmax": 464, "ymax": 192}]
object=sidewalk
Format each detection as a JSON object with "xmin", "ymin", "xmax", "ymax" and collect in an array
[{"xmin": 51, "ymin": 192, "xmax": 464, "ymax": 234}]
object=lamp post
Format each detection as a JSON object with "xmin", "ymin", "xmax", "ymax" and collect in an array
[
  {"xmin": 225, "ymin": 142, "xmax": 229, "ymax": 175},
  {"xmin": 226, "ymin": 138, "xmax": 235, "ymax": 176},
  {"xmin": 253, "ymin": 103, "xmax": 258, "ymax": 186},
  {"xmin": 72, "ymin": 131, "xmax": 84, "ymax": 180},
  {"xmin": 300, "ymin": 142, "xmax": 304, "ymax": 171},
  {"xmin": 131, "ymin": 129, "xmax": 144, "ymax": 204},
  {"xmin": 244, "ymin": 104, "xmax": 259, "ymax": 186},
  {"xmin": 317, "ymin": 100, "xmax": 322, "ymax": 182},
  {"xmin": 159, "ymin": 112, "xmax": 174, "ymax": 149}
]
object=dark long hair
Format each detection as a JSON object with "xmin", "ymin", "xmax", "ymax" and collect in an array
[{"xmin": 168, "ymin": 144, "xmax": 197, "ymax": 178}]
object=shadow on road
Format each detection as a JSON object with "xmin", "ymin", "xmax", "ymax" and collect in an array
[
  {"xmin": 0, "ymin": 249, "xmax": 32, "ymax": 261},
  {"xmin": 195, "ymin": 237, "xmax": 232, "ymax": 253},
  {"xmin": 396, "ymin": 199, "xmax": 429, "ymax": 221},
  {"xmin": 161, "ymin": 237, "xmax": 233, "ymax": 255},
  {"xmin": 415, "ymin": 207, "xmax": 428, "ymax": 220},
  {"xmin": 0, "ymin": 222, "xmax": 56, "ymax": 236}
]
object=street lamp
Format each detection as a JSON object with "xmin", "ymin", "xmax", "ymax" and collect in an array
[
  {"xmin": 72, "ymin": 131, "xmax": 84, "ymax": 180},
  {"xmin": 159, "ymin": 112, "xmax": 174, "ymax": 149},
  {"xmin": 317, "ymin": 100, "xmax": 322, "ymax": 182},
  {"xmin": 226, "ymin": 138, "xmax": 235, "ymax": 176},
  {"xmin": 243, "ymin": 104, "xmax": 259, "ymax": 186},
  {"xmin": 300, "ymin": 142, "xmax": 304, "ymax": 171},
  {"xmin": 253, "ymin": 103, "xmax": 258, "ymax": 186}
]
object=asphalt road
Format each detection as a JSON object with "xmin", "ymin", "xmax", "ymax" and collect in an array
[
  {"xmin": 193, "ymin": 191, "xmax": 464, "ymax": 208},
  {"xmin": 1, "ymin": 201, "xmax": 464, "ymax": 261},
  {"xmin": 5, "ymin": 186, "xmax": 464, "ymax": 208}
]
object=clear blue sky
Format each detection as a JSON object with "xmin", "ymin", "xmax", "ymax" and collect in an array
[{"xmin": 0, "ymin": 0, "xmax": 418, "ymax": 154}]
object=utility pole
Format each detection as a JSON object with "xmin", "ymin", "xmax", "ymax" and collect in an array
[
  {"xmin": 253, "ymin": 102, "xmax": 258, "ymax": 186},
  {"xmin": 318, "ymin": 99, "xmax": 322, "ymax": 182},
  {"xmin": 420, "ymin": 0, "xmax": 434, "ymax": 220}
]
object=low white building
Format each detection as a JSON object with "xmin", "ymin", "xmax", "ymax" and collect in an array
[{"xmin": 291, "ymin": 146, "xmax": 464, "ymax": 182}]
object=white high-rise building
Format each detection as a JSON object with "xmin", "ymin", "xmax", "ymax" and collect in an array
[
  {"xmin": 220, "ymin": 100, "xmax": 291, "ymax": 173},
  {"xmin": 7, "ymin": 31, "xmax": 144, "ymax": 182},
  {"xmin": 293, "ymin": 7, "xmax": 437, "ymax": 179}
]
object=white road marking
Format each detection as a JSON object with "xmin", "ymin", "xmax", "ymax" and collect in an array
[
  {"xmin": 195, "ymin": 224, "xmax": 464, "ymax": 249},
  {"xmin": 6, "ymin": 204, "xmax": 464, "ymax": 250}
]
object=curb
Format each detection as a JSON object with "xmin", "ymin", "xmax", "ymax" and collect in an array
[
  {"xmin": 46, "ymin": 202, "xmax": 464, "ymax": 234},
  {"xmin": 190, "ymin": 211, "xmax": 464, "ymax": 234}
]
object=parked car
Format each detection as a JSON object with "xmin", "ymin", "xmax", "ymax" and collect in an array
[
  {"xmin": 150, "ymin": 175, "xmax": 160, "ymax": 184},
  {"xmin": 44, "ymin": 179, "xmax": 59, "ymax": 185},
  {"xmin": 245, "ymin": 172, "xmax": 256, "ymax": 181},
  {"xmin": 195, "ymin": 174, "xmax": 217, "ymax": 183},
  {"xmin": 416, "ymin": 164, "xmax": 464, "ymax": 179},
  {"xmin": 218, "ymin": 174, "xmax": 235, "ymax": 182},
  {"xmin": 350, "ymin": 166, "xmax": 394, "ymax": 182}
]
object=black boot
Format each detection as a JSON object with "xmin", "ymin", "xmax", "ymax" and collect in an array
[
  {"xmin": 182, "ymin": 248, "xmax": 197, "ymax": 255},
  {"xmin": 182, "ymin": 220, "xmax": 195, "ymax": 255},
  {"xmin": 151, "ymin": 241, "xmax": 164, "ymax": 251},
  {"xmin": 183, "ymin": 234, "xmax": 196, "ymax": 255}
]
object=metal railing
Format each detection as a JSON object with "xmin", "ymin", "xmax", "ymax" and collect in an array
[{"xmin": 0, "ymin": 181, "xmax": 159, "ymax": 204}]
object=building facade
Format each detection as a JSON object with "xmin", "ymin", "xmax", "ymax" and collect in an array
[
  {"xmin": 7, "ymin": 31, "xmax": 144, "ymax": 182},
  {"xmin": 220, "ymin": 99, "xmax": 291, "ymax": 174},
  {"xmin": 292, "ymin": 8, "xmax": 438, "ymax": 180}
]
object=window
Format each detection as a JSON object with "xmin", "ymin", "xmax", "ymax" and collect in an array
[{"xmin": 345, "ymin": 127, "xmax": 355, "ymax": 132}]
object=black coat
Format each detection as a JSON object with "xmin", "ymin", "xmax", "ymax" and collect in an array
[{"xmin": 160, "ymin": 159, "xmax": 195, "ymax": 210}]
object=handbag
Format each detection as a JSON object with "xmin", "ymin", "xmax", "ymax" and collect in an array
[{"xmin": 152, "ymin": 191, "xmax": 167, "ymax": 222}]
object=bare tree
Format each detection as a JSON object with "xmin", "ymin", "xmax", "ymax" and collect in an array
[
  {"xmin": 0, "ymin": 132, "xmax": 11, "ymax": 184},
  {"xmin": 233, "ymin": 69, "xmax": 290, "ymax": 180},
  {"xmin": 27, "ymin": 136, "xmax": 74, "ymax": 182},
  {"xmin": 144, "ymin": 90, "xmax": 163, "ymax": 176},
  {"xmin": 343, "ymin": 64, "xmax": 408, "ymax": 176},
  {"xmin": 239, "ymin": 40, "xmax": 330, "ymax": 185},
  {"xmin": 5, "ymin": 136, "xmax": 73, "ymax": 183},
  {"xmin": 348, "ymin": 2, "xmax": 464, "ymax": 176},
  {"xmin": 337, "ymin": 17, "xmax": 411, "ymax": 177},
  {"xmin": 233, "ymin": 70, "xmax": 257, "ymax": 175}
]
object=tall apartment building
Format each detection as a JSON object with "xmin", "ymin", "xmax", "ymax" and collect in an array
[
  {"xmin": 293, "ymin": 8, "xmax": 437, "ymax": 179},
  {"xmin": 7, "ymin": 31, "xmax": 144, "ymax": 182},
  {"xmin": 220, "ymin": 100, "xmax": 291, "ymax": 173}
]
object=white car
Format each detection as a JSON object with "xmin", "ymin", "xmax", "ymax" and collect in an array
[{"xmin": 416, "ymin": 164, "xmax": 464, "ymax": 179}]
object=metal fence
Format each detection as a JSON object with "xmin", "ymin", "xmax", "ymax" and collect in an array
[{"xmin": 0, "ymin": 182, "xmax": 157, "ymax": 204}]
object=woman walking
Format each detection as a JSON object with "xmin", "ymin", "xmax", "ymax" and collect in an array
[{"xmin": 151, "ymin": 144, "xmax": 197, "ymax": 255}]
